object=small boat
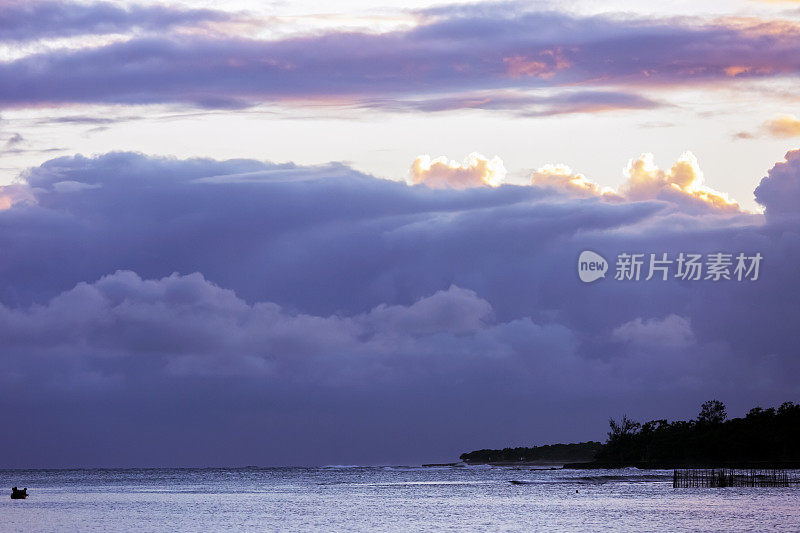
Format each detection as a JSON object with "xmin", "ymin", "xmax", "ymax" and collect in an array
[{"xmin": 11, "ymin": 487, "xmax": 27, "ymax": 499}]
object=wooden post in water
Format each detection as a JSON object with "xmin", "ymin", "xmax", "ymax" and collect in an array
[{"xmin": 673, "ymin": 468, "xmax": 797, "ymax": 488}]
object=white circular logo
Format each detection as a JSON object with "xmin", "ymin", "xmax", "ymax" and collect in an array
[{"xmin": 578, "ymin": 250, "xmax": 608, "ymax": 283}]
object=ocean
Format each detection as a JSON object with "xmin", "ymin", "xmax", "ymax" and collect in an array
[{"xmin": 1, "ymin": 466, "xmax": 798, "ymax": 531}]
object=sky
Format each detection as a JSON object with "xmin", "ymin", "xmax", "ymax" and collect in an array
[{"xmin": 0, "ymin": 0, "xmax": 799, "ymax": 467}]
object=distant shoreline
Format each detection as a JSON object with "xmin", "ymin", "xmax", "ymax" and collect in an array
[
  {"xmin": 459, "ymin": 441, "xmax": 603, "ymax": 466},
  {"xmin": 454, "ymin": 460, "xmax": 800, "ymax": 470},
  {"xmin": 562, "ymin": 460, "xmax": 800, "ymax": 470},
  {"xmin": 457, "ymin": 460, "xmax": 575, "ymax": 467},
  {"xmin": 458, "ymin": 400, "xmax": 800, "ymax": 470}
]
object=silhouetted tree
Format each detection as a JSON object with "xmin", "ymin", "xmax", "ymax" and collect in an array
[
  {"xmin": 465, "ymin": 400, "xmax": 800, "ymax": 467},
  {"xmin": 608, "ymin": 415, "xmax": 641, "ymax": 439},
  {"xmin": 595, "ymin": 400, "xmax": 800, "ymax": 467},
  {"xmin": 604, "ymin": 415, "xmax": 642, "ymax": 463},
  {"xmin": 698, "ymin": 400, "xmax": 727, "ymax": 424},
  {"xmin": 778, "ymin": 401, "xmax": 799, "ymax": 415}
]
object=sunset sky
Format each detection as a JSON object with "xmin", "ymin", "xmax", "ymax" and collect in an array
[{"xmin": 1, "ymin": 0, "xmax": 800, "ymax": 467}]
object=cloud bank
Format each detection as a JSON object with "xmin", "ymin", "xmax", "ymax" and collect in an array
[
  {"xmin": 0, "ymin": 149, "xmax": 797, "ymax": 466},
  {"xmin": 2, "ymin": 6, "xmax": 800, "ymax": 110}
]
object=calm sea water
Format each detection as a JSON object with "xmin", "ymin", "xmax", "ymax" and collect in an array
[{"xmin": 1, "ymin": 466, "xmax": 798, "ymax": 531}]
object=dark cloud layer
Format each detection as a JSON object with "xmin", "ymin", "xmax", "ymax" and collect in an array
[
  {"xmin": 0, "ymin": 0, "xmax": 230, "ymax": 42},
  {"xmin": 0, "ymin": 150, "xmax": 798, "ymax": 466},
  {"xmin": 1, "ymin": 7, "xmax": 800, "ymax": 110}
]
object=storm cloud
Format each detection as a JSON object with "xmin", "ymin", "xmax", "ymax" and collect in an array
[{"xmin": 0, "ymin": 149, "xmax": 797, "ymax": 466}]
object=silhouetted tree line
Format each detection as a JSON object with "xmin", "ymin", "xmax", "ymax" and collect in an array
[
  {"xmin": 594, "ymin": 400, "xmax": 800, "ymax": 467},
  {"xmin": 459, "ymin": 401, "xmax": 800, "ymax": 467},
  {"xmin": 460, "ymin": 442, "xmax": 603, "ymax": 464}
]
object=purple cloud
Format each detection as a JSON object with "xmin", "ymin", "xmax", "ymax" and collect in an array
[
  {"xmin": 0, "ymin": 0, "xmax": 231, "ymax": 42},
  {"xmin": 755, "ymin": 149, "xmax": 800, "ymax": 219},
  {"xmin": 0, "ymin": 271, "xmax": 575, "ymax": 384},
  {"xmin": 0, "ymin": 7, "xmax": 799, "ymax": 110},
  {"xmin": 0, "ymin": 150, "xmax": 797, "ymax": 466}
]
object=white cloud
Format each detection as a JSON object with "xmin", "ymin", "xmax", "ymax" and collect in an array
[
  {"xmin": 410, "ymin": 152, "xmax": 507, "ymax": 189},
  {"xmin": 613, "ymin": 314, "xmax": 695, "ymax": 348}
]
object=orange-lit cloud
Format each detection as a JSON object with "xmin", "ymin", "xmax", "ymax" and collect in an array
[
  {"xmin": 410, "ymin": 152, "xmax": 739, "ymax": 211},
  {"xmin": 764, "ymin": 114, "xmax": 800, "ymax": 138},
  {"xmin": 503, "ymin": 48, "xmax": 570, "ymax": 80},
  {"xmin": 621, "ymin": 152, "xmax": 740, "ymax": 211},
  {"xmin": 734, "ymin": 114, "xmax": 800, "ymax": 140},
  {"xmin": 714, "ymin": 17, "xmax": 800, "ymax": 47},
  {"xmin": 529, "ymin": 153, "xmax": 739, "ymax": 211},
  {"xmin": 410, "ymin": 153, "xmax": 506, "ymax": 189},
  {"xmin": 724, "ymin": 65, "xmax": 751, "ymax": 77},
  {"xmin": 527, "ymin": 153, "xmax": 741, "ymax": 211},
  {"xmin": 530, "ymin": 164, "xmax": 621, "ymax": 199}
]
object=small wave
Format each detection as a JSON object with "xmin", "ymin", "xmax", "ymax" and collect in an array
[
  {"xmin": 332, "ymin": 481, "xmax": 492, "ymax": 488},
  {"xmin": 575, "ymin": 474, "xmax": 670, "ymax": 484}
]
